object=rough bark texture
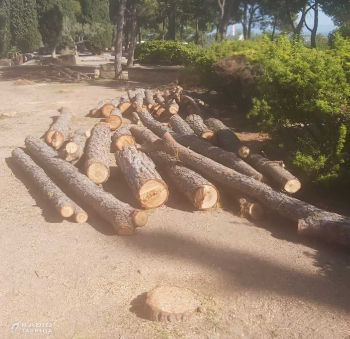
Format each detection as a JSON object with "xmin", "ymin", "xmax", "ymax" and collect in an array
[
  {"xmin": 115, "ymin": 0, "xmax": 126, "ymax": 78},
  {"xmin": 127, "ymin": 89, "xmax": 137, "ymax": 102},
  {"xmin": 130, "ymin": 111, "xmax": 142, "ymax": 125},
  {"xmin": 12, "ymin": 148, "xmax": 85, "ymax": 220},
  {"xmin": 112, "ymin": 125, "xmax": 136, "ymax": 151},
  {"xmin": 247, "ymin": 154, "xmax": 301, "ymax": 193},
  {"xmin": 145, "ymin": 285, "xmax": 201, "ymax": 322},
  {"xmin": 137, "ymin": 110, "xmax": 262, "ymax": 180},
  {"xmin": 144, "ymin": 89, "xmax": 156, "ymax": 109},
  {"xmin": 166, "ymin": 101, "xmax": 179, "ymax": 115},
  {"xmin": 169, "ymin": 115, "xmax": 194, "ymax": 135},
  {"xmin": 115, "ymin": 145, "xmax": 169, "ymax": 209},
  {"xmin": 25, "ymin": 136, "xmax": 148, "ymax": 234},
  {"xmin": 150, "ymin": 151, "xmax": 219, "ymax": 210},
  {"xmin": 64, "ymin": 128, "xmax": 90, "ymax": 162},
  {"xmin": 118, "ymin": 95, "xmax": 133, "ymax": 113},
  {"xmin": 180, "ymin": 95, "xmax": 202, "ymax": 116},
  {"xmin": 45, "ymin": 107, "xmax": 71, "ymax": 149},
  {"xmin": 104, "ymin": 108, "xmax": 123, "ymax": 131},
  {"xmin": 133, "ymin": 89, "xmax": 146, "ymax": 111},
  {"xmin": 186, "ymin": 114, "xmax": 215, "ymax": 141},
  {"xmin": 85, "ymin": 123, "xmax": 111, "ymax": 184},
  {"xmin": 205, "ymin": 118, "xmax": 250, "ymax": 158},
  {"xmin": 149, "ymin": 132, "xmax": 350, "ymax": 246}
]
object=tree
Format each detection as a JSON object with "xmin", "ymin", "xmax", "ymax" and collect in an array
[
  {"xmin": 305, "ymin": 0, "xmax": 319, "ymax": 48},
  {"xmin": 115, "ymin": 0, "xmax": 126, "ymax": 78},
  {"xmin": 9, "ymin": 0, "xmax": 41, "ymax": 52},
  {"xmin": 127, "ymin": 0, "xmax": 138, "ymax": 66},
  {"xmin": 241, "ymin": 1, "xmax": 265, "ymax": 40},
  {"xmin": 0, "ymin": 0, "xmax": 10, "ymax": 58},
  {"xmin": 38, "ymin": 5, "xmax": 63, "ymax": 57}
]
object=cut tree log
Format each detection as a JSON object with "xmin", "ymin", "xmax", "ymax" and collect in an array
[
  {"xmin": 104, "ymin": 108, "xmax": 123, "ymax": 131},
  {"xmin": 25, "ymin": 136, "xmax": 148, "ymax": 234},
  {"xmin": 118, "ymin": 95, "xmax": 133, "ymax": 113},
  {"xmin": 247, "ymin": 154, "xmax": 301, "ymax": 194},
  {"xmin": 205, "ymin": 118, "xmax": 249, "ymax": 158},
  {"xmin": 238, "ymin": 197, "xmax": 264, "ymax": 221},
  {"xmin": 12, "ymin": 147, "xmax": 86, "ymax": 220},
  {"xmin": 127, "ymin": 89, "xmax": 137, "ymax": 102},
  {"xmin": 115, "ymin": 145, "xmax": 169, "ymax": 209},
  {"xmin": 100, "ymin": 103, "xmax": 116, "ymax": 118},
  {"xmin": 111, "ymin": 125, "xmax": 136, "ymax": 151},
  {"xmin": 64, "ymin": 128, "xmax": 90, "ymax": 162},
  {"xmin": 169, "ymin": 115, "xmax": 194, "ymax": 135},
  {"xmin": 137, "ymin": 110, "xmax": 262, "ymax": 180},
  {"xmin": 133, "ymin": 90, "xmax": 146, "ymax": 112},
  {"xmin": 180, "ymin": 94, "xmax": 202, "ymax": 116},
  {"xmin": 85, "ymin": 123, "xmax": 111, "ymax": 184},
  {"xmin": 144, "ymin": 89, "xmax": 156, "ymax": 109},
  {"xmin": 143, "ymin": 132, "xmax": 350, "ymax": 246},
  {"xmin": 149, "ymin": 151, "xmax": 219, "ymax": 210},
  {"xmin": 145, "ymin": 285, "xmax": 201, "ymax": 322},
  {"xmin": 45, "ymin": 107, "xmax": 71, "ymax": 149},
  {"xmin": 166, "ymin": 101, "xmax": 179, "ymax": 115},
  {"xmin": 186, "ymin": 114, "xmax": 215, "ymax": 141},
  {"xmin": 130, "ymin": 111, "xmax": 142, "ymax": 125}
]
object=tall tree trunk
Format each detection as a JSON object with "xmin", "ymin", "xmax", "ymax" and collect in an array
[
  {"xmin": 271, "ymin": 14, "xmax": 277, "ymax": 41},
  {"xmin": 162, "ymin": 18, "xmax": 166, "ymax": 40},
  {"xmin": 168, "ymin": 0, "xmax": 176, "ymax": 40},
  {"xmin": 195, "ymin": 19, "xmax": 199, "ymax": 44},
  {"xmin": 51, "ymin": 46, "xmax": 56, "ymax": 58},
  {"xmin": 247, "ymin": 5, "xmax": 257, "ymax": 39},
  {"xmin": 124, "ymin": 18, "xmax": 129, "ymax": 52},
  {"xmin": 305, "ymin": 0, "xmax": 319, "ymax": 48},
  {"xmin": 115, "ymin": 0, "xmax": 126, "ymax": 79},
  {"xmin": 127, "ymin": 2, "xmax": 138, "ymax": 67},
  {"xmin": 241, "ymin": 2, "xmax": 248, "ymax": 40},
  {"xmin": 285, "ymin": 0, "xmax": 308, "ymax": 37},
  {"xmin": 219, "ymin": 0, "xmax": 234, "ymax": 40}
]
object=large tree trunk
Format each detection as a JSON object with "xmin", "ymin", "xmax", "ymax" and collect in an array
[
  {"xmin": 63, "ymin": 128, "xmax": 90, "ymax": 162},
  {"xmin": 127, "ymin": 1, "xmax": 138, "ymax": 66},
  {"xmin": 115, "ymin": 0, "xmax": 126, "ymax": 79},
  {"xmin": 218, "ymin": 0, "xmax": 234, "ymax": 40},
  {"xmin": 168, "ymin": 0, "xmax": 176, "ymax": 40},
  {"xmin": 104, "ymin": 108, "xmax": 123, "ymax": 131},
  {"xmin": 242, "ymin": 2, "xmax": 248, "ymax": 39},
  {"xmin": 25, "ymin": 136, "xmax": 148, "ymax": 235},
  {"xmin": 205, "ymin": 118, "xmax": 249, "ymax": 158},
  {"xmin": 84, "ymin": 123, "xmax": 111, "ymax": 184},
  {"xmin": 145, "ymin": 132, "xmax": 350, "ymax": 246},
  {"xmin": 12, "ymin": 148, "xmax": 87, "ymax": 221},
  {"xmin": 169, "ymin": 115, "xmax": 194, "ymax": 135},
  {"xmin": 115, "ymin": 145, "xmax": 169, "ymax": 209},
  {"xmin": 45, "ymin": 107, "xmax": 71, "ymax": 149},
  {"xmin": 112, "ymin": 125, "xmax": 136, "ymax": 151},
  {"xmin": 185, "ymin": 114, "xmax": 215, "ymax": 141},
  {"xmin": 305, "ymin": 0, "xmax": 319, "ymax": 48},
  {"xmin": 247, "ymin": 154, "xmax": 301, "ymax": 193},
  {"xmin": 138, "ymin": 110, "xmax": 263, "ymax": 180}
]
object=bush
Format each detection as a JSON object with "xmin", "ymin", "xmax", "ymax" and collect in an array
[
  {"xmin": 83, "ymin": 22, "xmax": 113, "ymax": 54},
  {"xmin": 249, "ymin": 35, "xmax": 350, "ymax": 185},
  {"xmin": 134, "ymin": 40, "xmax": 200, "ymax": 65}
]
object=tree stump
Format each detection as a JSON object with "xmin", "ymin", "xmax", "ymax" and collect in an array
[{"xmin": 145, "ymin": 285, "xmax": 201, "ymax": 322}]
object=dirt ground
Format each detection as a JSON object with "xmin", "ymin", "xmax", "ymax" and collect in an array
[{"xmin": 0, "ymin": 79, "xmax": 350, "ymax": 339}]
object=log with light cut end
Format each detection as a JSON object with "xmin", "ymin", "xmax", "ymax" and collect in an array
[
  {"xmin": 166, "ymin": 101, "xmax": 179, "ymax": 115},
  {"xmin": 25, "ymin": 136, "xmax": 148, "ymax": 234},
  {"xmin": 247, "ymin": 154, "xmax": 301, "ymax": 193},
  {"xmin": 130, "ymin": 111, "xmax": 142, "ymax": 125},
  {"xmin": 100, "ymin": 103, "xmax": 116, "ymax": 118},
  {"xmin": 149, "ymin": 132, "xmax": 350, "ymax": 246},
  {"xmin": 64, "ymin": 128, "xmax": 90, "ymax": 162},
  {"xmin": 145, "ymin": 285, "xmax": 201, "ymax": 322},
  {"xmin": 133, "ymin": 90, "xmax": 146, "ymax": 111},
  {"xmin": 155, "ymin": 92, "xmax": 165, "ymax": 105},
  {"xmin": 238, "ymin": 198, "xmax": 264, "ymax": 221},
  {"xmin": 118, "ymin": 95, "xmax": 133, "ymax": 113},
  {"xmin": 205, "ymin": 118, "xmax": 249, "ymax": 158},
  {"xmin": 85, "ymin": 123, "xmax": 111, "ymax": 184},
  {"xmin": 74, "ymin": 205, "xmax": 89, "ymax": 223},
  {"xmin": 144, "ymin": 89, "xmax": 156, "ymax": 109},
  {"xmin": 115, "ymin": 145, "xmax": 169, "ymax": 209},
  {"xmin": 90, "ymin": 99, "xmax": 109, "ymax": 117},
  {"xmin": 12, "ymin": 147, "xmax": 78, "ymax": 219},
  {"xmin": 45, "ymin": 107, "xmax": 71, "ymax": 149},
  {"xmin": 104, "ymin": 108, "xmax": 123, "ymax": 131},
  {"xmin": 186, "ymin": 114, "xmax": 215, "ymax": 141},
  {"xmin": 136, "ymin": 111, "xmax": 262, "ymax": 180},
  {"xmin": 112, "ymin": 125, "xmax": 136, "ymax": 151},
  {"xmin": 169, "ymin": 115, "xmax": 194, "ymax": 135},
  {"xmin": 150, "ymin": 151, "xmax": 219, "ymax": 210}
]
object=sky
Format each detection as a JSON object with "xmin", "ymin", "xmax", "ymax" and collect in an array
[{"xmin": 231, "ymin": 8, "xmax": 337, "ymax": 36}]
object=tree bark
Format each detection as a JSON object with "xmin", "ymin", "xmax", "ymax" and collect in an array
[
  {"xmin": 127, "ymin": 1, "xmax": 138, "ymax": 66},
  {"xmin": 115, "ymin": 145, "xmax": 169, "ymax": 209},
  {"xmin": 137, "ymin": 110, "xmax": 263, "ymax": 180},
  {"xmin": 247, "ymin": 154, "xmax": 301, "ymax": 193},
  {"xmin": 25, "ymin": 136, "xmax": 148, "ymax": 235},
  {"xmin": 242, "ymin": 2, "xmax": 248, "ymax": 39},
  {"xmin": 130, "ymin": 111, "xmax": 142, "ymax": 125},
  {"xmin": 205, "ymin": 118, "xmax": 250, "ymax": 158},
  {"xmin": 144, "ymin": 89, "xmax": 156, "ymax": 109},
  {"xmin": 185, "ymin": 114, "xmax": 215, "ymax": 141},
  {"xmin": 112, "ymin": 125, "xmax": 136, "ymax": 151},
  {"xmin": 149, "ymin": 151, "xmax": 219, "ymax": 210},
  {"xmin": 133, "ymin": 90, "xmax": 146, "ymax": 111},
  {"xmin": 45, "ymin": 107, "xmax": 71, "ymax": 149},
  {"xmin": 305, "ymin": 1, "xmax": 319, "ymax": 48},
  {"xmin": 84, "ymin": 123, "xmax": 111, "ymax": 184},
  {"xmin": 12, "ymin": 148, "xmax": 81, "ymax": 219},
  {"xmin": 118, "ymin": 95, "xmax": 133, "ymax": 113},
  {"xmin": 64, "ymin": 128, "xmax": 90, "ymax": 162},
  {"xmin": 169, "ymin": 115, "xmax": 194, "ymax": 135},
  {"xmin": 115, "ymin": 0, "xmax": 126, "ymax": 79},
  {"xmin": 146, "ymin": 132, "xmax": 350, "ymax": 246},
  {"xmin": 180, "ymin": 95, "xmax": 202, "ymax": 117},
  {"xmin": 168, "ymin": 0, "xmax": 176, "ymax": 40},
  {"xmin": 271, "ymin": 14, "xmax": 277, "ymax": 41},
  {"xmin": 104, "ymin": 107, "xmax": 123, "ymax": 131},
  {"xmin": 218, "ymin": 0, "xmax": 233, "ymax": 40}
]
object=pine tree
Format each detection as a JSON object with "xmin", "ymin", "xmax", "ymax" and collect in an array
[{"xmin": 0, "ymin": 0, "xmax": 10, "ymax": 58}]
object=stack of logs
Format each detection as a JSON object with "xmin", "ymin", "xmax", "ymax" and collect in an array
[{"xmin": 11, "ymin": 86, "xmax": 350, "ymax": 245}]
